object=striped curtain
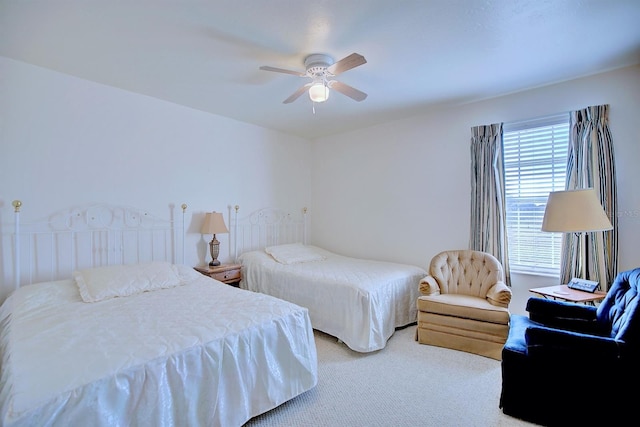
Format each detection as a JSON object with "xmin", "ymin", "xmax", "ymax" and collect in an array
[
  {"xmin": 470, "ymin": 123, "xmax": 511, "ymax": 286},
  {"xmin": 561, "ymin": 104, "xmax": 618, "ymax": 290}
]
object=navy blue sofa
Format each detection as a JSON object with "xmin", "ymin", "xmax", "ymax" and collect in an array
[{"xmin": 499, "ymin": 268, "xmax": 640, "ymax": 426}]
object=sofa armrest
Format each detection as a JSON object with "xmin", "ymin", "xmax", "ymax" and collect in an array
[
  {"xmin": 419, "ymin": 276, "xmax": 440, "ymax": 296},
  {"xmin": 525, "ymin": 325, "xmax": 620, "ymax": 360},
  {"xmin": 486, "ymin": 281, "xmax": 511, "ymax": 308}
]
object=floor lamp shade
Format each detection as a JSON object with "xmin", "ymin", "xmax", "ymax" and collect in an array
[
  {"xmin": 541, "ymin": 189, "xmax": 613, "ymax": 233},
  {"xmin": 201, "ymin": 212, "xmax": 229, "ymax": 266},
  {"xmin": 541, "ymin": 188, "xmax": 613, "ymax": 283}
]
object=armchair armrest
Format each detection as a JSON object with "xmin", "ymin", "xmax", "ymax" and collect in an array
[
  {"xmin": 526, "ymin": 298, "xmax": 602, "ymax": 334},
  {"xmin": 419, "ymin": 276, "xmax": 440, "ymax": 296},
  {"xmin": 527, "ymin": 296, "xmax": 597, "ymax": 319},
  {"xmin": 525, "ymin": 325, "xmax": 621, "ymax": 361},
  {"xmin": 486, "ymin": 281, "xmax": 511, "ymax": 308}
]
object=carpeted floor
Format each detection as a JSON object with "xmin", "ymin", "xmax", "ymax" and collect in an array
[{"xmin": 245, "ymin": 325, "xmax": 536, "ymax": 426}]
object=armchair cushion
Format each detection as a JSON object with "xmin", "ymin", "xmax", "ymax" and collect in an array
[{"xmin": 418, "ymin": 294, "xmax": 510, "ymax": 324}]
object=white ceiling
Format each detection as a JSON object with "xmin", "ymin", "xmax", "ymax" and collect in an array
[{"xmin": 1, "ymin": 0, "xmax": 639, "ymax": 139}]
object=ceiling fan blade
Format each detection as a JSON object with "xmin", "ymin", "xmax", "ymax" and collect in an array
[
  {"xmin": 326, "ymin": 53, "xmax": 367, "ymax": 76},
  {"xmin": 259, "ymin": 65, "xmax": 306, "ymax": 77},
  {"xmin": 328, "ymin": 81, "xmax": 368, "ymax": 102},
  {"xmin": 283, "ymin": 83, "xmax": 313, "ymax": 104}
]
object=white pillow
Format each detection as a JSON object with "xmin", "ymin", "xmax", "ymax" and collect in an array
[
  {"xmin": 264, "ymin": 243, "xmax": 326, "ymax": 265},
  {"xmin": 74, "ymin": 261, "xmax": 191, "ymax": 303}
]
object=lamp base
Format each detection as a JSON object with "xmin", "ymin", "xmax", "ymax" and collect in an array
[{"xmin": 208, "ymin": 236, "xmax": 221, "ymax": 268}]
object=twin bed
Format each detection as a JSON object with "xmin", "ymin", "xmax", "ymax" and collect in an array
[
  {"xmin": 232, "ymin": 207, "xmax": 427, "ymax": 353},
  {"xmin": 240, "ymin": 244, "xmax": 425, "ymax": 352},
  {"xmin": 0, "ymin": 203, "xmax": 317, "ymax": 427},
  {"xmin": 0, "ymin": 203, "xmax": 426, "ymax": 426}
]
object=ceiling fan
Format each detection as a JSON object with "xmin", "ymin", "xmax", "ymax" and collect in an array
[{"xmin": 259, "ymin": 53, "xmax": 368, "ymax": 104}]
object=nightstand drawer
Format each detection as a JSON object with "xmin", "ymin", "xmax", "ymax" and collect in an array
[
  {"xmin": 211, "ymin": 268, "xmax": 241, "ymax": 283},
  {"xmin": 194, "ymin": 264, "xmax": 242, "ymax": 286}
]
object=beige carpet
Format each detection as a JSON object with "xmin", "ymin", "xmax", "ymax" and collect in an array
[{"xmin": 245, "ymin": 325, "xmax": 536, "ymax": 426}]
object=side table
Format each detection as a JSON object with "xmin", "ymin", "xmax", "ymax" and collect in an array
[
  {"xmin": 195, "ymin": 263, "xmax": 242, "ymax": 287},
  {"xmin": 529, "ymin": 284, "xmax": 606, "ymax": 305}
]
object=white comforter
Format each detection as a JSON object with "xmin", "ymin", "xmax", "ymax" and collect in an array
[
  {"xmin": 239, "ymin": 247, "xmax": 427, "ymax": 352},
  {"xmin": 0, "ymin": 274, "xmax": 317, "ymax": 427}
]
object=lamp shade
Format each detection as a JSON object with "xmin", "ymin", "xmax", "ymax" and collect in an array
[
  {"xmin": 200, "ymin": 212, "xmax": 229, "ymax": 235},
  {"xmin": 541, "ymin": 188, "xmax": 613, "ymax": 233},
  {"xmin": 308, "ymin": 82, "xmax": 329, "ymax": 103}
]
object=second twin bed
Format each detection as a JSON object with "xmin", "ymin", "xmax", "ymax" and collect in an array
[{"xmin": 232, "ymin": 208, "xmax": 427, "ymax": 353}]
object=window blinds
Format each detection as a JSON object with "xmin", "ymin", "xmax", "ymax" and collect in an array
[{"xmin": 503, "ymin": 113, "xmax": 569, "ymax": 276}]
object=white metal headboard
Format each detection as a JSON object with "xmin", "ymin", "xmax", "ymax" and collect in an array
[
  {"xmin": 10, "ymin": 200, "xmax": 187, "ymax": 289},
  {"xmin": 230, "ymin": 206, "xmax": 307, "ymax": 261}
]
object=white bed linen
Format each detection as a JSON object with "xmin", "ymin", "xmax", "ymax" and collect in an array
[
  {"xmin": 239, "ymin": 247, "xmax": 427, "ymax": 352},
  {"xmin": 0, "ymin": 272, "xmax": 317, "ymax": 427}
]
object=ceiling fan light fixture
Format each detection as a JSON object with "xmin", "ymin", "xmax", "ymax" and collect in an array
[
  {"xmin": 308, "ymin": 82, "xmax": 329, "ymax": 103},
  {"xmin": 260, "ymin": 52, "xmax": 367, "ymax": 104}
]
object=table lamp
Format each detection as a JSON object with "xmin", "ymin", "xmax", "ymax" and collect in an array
[
  {"xmin": 201, "ymin": 212, "xmax": 229, "ymax": 266},
  {"xmin": 541, "ymin": 188, "xmax": 613, "ymax": 280}
]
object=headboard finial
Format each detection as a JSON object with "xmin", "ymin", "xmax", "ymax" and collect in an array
[{"xmin": 12, "ymin": 200, "xmax": 22, "ymax": 212}]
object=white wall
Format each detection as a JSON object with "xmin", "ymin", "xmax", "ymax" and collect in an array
[
  {"xmin": 311, "ymin": 65, "xmax": 640, "ymax": 314},
  {"xmin": 2, "ymin": 56, "xmax": 638, "ymax": 312},
  {"xmin": 0, "ymin": 57, "xmax": 312, "ymax": 299}
]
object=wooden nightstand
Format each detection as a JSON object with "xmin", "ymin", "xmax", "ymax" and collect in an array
[{"xmin": 195, "ymin": 263, "xmax": 242, "ymax": 287}]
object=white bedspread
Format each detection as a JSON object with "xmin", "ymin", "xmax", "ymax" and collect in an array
[
  {"xmin": 239, "ymin": 247, "xmax": 427, "ymax": 352},
  {"xmin": 0, "ymin": 274, "xmax": 317, "ymax": 427}
]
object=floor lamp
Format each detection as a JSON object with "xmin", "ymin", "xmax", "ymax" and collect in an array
[{"xmin": 541, "ymin": 188, "xmax": 613, "ymax": 284}]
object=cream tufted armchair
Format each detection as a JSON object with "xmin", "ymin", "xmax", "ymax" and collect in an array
[{"xmin": 416, "ymin": 250, "xmax": 511, "ymax": 360}]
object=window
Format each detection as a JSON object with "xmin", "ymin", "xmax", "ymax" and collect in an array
[{"xmin": 503, "ymin": 114, "xmax": 569, "ymax": 276}]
